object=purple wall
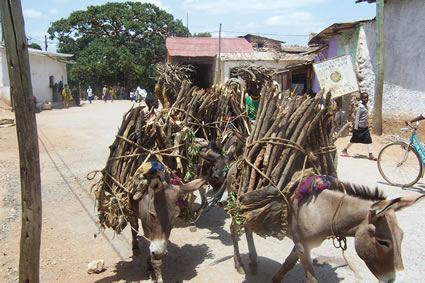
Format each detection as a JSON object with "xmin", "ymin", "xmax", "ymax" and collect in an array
[{"xmin": 313, "ymin": 37, "xmax": 339, "ymax": 93}]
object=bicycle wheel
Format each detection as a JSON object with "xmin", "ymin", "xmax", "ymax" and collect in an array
[{"xmin": 377, "ymin": 142, "xmax": 423, "ymax": 187}]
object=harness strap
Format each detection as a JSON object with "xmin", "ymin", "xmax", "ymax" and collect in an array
[{"xmin": 330, "ymin": 191, "xmax": 356, "ymax": 274}]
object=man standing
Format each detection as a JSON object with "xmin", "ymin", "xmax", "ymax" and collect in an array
[
  {"xmin": 87, "ymin": 86, "xmax": 93, "ymax": 104},
  {"xmin": 102, "ymin": 86, "xmax": 108, "ymax": 103}
]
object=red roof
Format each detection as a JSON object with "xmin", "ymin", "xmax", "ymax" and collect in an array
[{"xmin": 166, "ymin": 37, "xmax": 253, "ymax": 57}]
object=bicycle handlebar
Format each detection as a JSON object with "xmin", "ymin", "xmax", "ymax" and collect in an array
[{"xmin": 406, "ymin": 121, "xmax": 419, "ymax": 131}]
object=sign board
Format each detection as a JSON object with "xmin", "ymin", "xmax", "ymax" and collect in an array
[{"xmin": 313, "ymin": 55, "xmax": 359, "ymax": 98}]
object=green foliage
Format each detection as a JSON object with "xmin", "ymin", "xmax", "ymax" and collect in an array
[
  {"xmin": 48, "ymin": 1, "xmax": 190, "ymax": 91},
  {"xmin": 28, "ymin": 43, "xmax": 42, "ymax": 50},
  {"xmin": 183, "ymin": 127, "xmax": 200, "ymax": 182},
  {"xmin": 227, "ymin": 192, "xmax": 245, "ymax": 234},
  {"xmin": 192, "ymin": 32, "xmax": 212, "ymax": 37}
]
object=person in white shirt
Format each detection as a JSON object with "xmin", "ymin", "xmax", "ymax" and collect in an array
[
  {"xmin": 87, "ymin": 86, "xmax": 93, "ymax": 104},
  {"xmin": 341, "ymin": 92, "xmax": 376, "ymax": 161}
]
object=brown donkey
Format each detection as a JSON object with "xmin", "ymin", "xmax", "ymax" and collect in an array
[
  {"xmin": 129, "ymin": 176, "xmax": 207, "ymax": 283},
  {"xmin": 227, "ymin": 178, "xmax": 424, "ymax": 283}
]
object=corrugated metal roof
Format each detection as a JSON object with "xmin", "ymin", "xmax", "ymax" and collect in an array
[
  {"xmin": 166, "ymin": 37, "xmax": 253, "ymax": 57},
  {"xmin": 0, "ymin": 42, "xmax": 73, "ymax": 58},
  {"xmin": 308, "ymin": 19, "xmax": 374, "ymax": 45}
]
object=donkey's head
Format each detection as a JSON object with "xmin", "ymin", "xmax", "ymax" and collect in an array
[
  {"xmin": 354, "ymin": 194, "xmax": 424, "ymax": 282},
  {"xmin": 199, "ymin": 140, "xmax": 241, "ymax": 192},
  {"xmin": 140, "ymin": 177, "xmax": 207, "ymax": 260}
]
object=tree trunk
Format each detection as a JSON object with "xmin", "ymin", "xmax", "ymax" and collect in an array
[{"xmin": 0, "ymin": 1, "xmax": 42, "ymax": 282}]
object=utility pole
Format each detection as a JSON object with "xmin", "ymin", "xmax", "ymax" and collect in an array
[
  {"xmin": 186, "ymin": 13, "xmax": 188, "ymax": 31},
  {"xmin": 215, "ymin": 24, "xmax": 222, "ymax": 84},
  {"xmin": 0, "ymin": 14, "xmax": 4, "ymax": 42},
  {"xmin": 373, "ymin": 0, "xmax": 384, "ymax": 135},
  {"xmin": 44, "ymin": 35, "xmax": 48, "ymax": 51},
  {"xmin": 0, "ymin": 0, "xmax": 42, "ymax": 282}
]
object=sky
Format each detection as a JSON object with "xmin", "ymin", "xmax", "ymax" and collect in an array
[{"xmin": 19, "ymin": 0, "xmax": 377, "ymax": 52}]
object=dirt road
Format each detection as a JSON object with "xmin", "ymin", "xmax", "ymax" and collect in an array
[{"xmin": 1, "ymin": 100, "xmax": 424, "ymax": 282}]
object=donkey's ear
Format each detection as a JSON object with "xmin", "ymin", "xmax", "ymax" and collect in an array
[
  {"xmin": 199, "ymin": 149, "xmax": 221, "ymax": 162},
  {"xmin": 225, "ymin": 143, "xmax": 236, "ymax": 161},
  {"xmin": 372, "ymin": 194, "xmax": 425, "ymax": 216},
  {"xmin": 178, "ymin": 178, "xmax": 207, "ymax": 196},
  {"xmin": 391, "ymin": 194, "xmax": 425, "ymax": 212}
]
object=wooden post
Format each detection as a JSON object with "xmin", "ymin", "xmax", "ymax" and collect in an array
[
  {"xmin": 215, "ymin": 23, "xmax": 222, "ymax": 84},
  {"xmin": 373, "ymin": 0, "xmax": 384, "ymax": 135},
  {"xmin": 0, "ymin": 1, "xmax": 42, "ymax": 282}
]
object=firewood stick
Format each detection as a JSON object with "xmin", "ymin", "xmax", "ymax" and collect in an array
[
  {"xmin": 264, "ymin": 100, "xmax": 296, "ymax": 179},
  {"xmin": 270, "ymin": 98, "xmax": 314, "ymax": 183},
  {"xmin": 277, "ymin": 106, "xmax": 326, "ymax": 189},
  {"xmin": 247, "ymin": 147, "xmax": 266, "ymax": 192}
]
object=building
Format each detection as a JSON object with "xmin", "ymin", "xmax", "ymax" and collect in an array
[
  {"xmin": 166, "ymin": 36, "xmax": 320, "ymax": 93},
  {"xmin": 0, "ymin": 43, "xmax": 73, "ymax": 105},
  {"xmin": 310, "ymin": 0, "xmax": 425, "ymax": 117}
]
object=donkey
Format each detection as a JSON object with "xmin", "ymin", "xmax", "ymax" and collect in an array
[
  {"xmin": 226, "ymin": 175, "xmax": 424, "ymax": 283},
  {"xmin": 195, "ymin": 133, "xmax": 245, "ymax": 217},
  {"xmin": 128, "ymin": 174, "xmax": 207, "ymax": 283}
]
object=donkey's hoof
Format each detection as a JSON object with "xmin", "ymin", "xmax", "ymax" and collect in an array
[{"xmin": 189, "ymin": 226, "xmax": 197, "ymax": 232}]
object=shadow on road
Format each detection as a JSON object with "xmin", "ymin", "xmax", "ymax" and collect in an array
[
  {"xmin": 95, "ymin": 238, "xmax": 212, "ymax": 283},
  {"xmin": 241, "ymin": 255, "xmax": 343, "ymax": 283},
  {"xmin": 377, "ymin": 181, "xmax": 425, "ymax": 193},
  {"xmin": 175, "ymin": 189, "xmax": 234, "ymax": 247}
]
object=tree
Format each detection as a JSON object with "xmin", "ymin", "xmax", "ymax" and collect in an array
[
  {"xmin": 192, "ymin": 32, "xmax": 212, "ymax": 37},
  {"xmin": 28, "ymin": 42, "xmax": 42, "ymax": 50},
  {"xmin": 48, "ymin": 2, "xmax": 190, "ymax": 93}
]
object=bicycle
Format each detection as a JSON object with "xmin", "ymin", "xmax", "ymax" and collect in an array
[{"xmin": 377, "ymin": 122, "xmax": 425, "ymax": 187}]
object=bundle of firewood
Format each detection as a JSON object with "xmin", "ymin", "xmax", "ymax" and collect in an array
[
  {"xmin": 92, "ymin": 80, "xmax": 253, "ymax": 232},
  {"xmin": 228, "ymin": 85, "xmax": 338, "ymax": 239},
  {"xmin": 227, "ymin": 64, "xmax": 275, "ymax": 96},
  {"xmin": 155, "ymin": 63, "xmax": 195, "ymax": 100}
]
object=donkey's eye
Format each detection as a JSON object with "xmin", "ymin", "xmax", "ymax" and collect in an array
[{"xmin": 376, "ymin": 239, "xmax": 390, "ymax": 247}]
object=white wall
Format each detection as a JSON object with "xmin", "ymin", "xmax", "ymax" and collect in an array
[
  {"xmin": 0, "ymin": 49, "xmax": 10, "ymax": 102},
  {"xmin": 358, "ymin": 0, "xmax": 425, "ymax": 117},
  {"xmin": 28, "ymin": 53, "xmax": 68, "ymax": 103},
  {"xmin": 0, "ymin": 49, "xmax": 68, "ymax": 104}
]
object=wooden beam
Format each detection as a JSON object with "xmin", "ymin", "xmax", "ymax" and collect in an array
[
  {"xmin": 0, "ymin": 1, "xmax": 42, "ymax": 282},
  {"xmin": 373, "ymin": 0, "xmax": 384, "ymax": 135}
]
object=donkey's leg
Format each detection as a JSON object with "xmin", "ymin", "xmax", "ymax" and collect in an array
[
  {"xmin": 294, "ymin": 240, "xmax": 318, "ymax": 283},
  {"xmin": 193, "ymin": 186, "xmax": 207, "ymax": 222},
  {"xmin": 272, "ymin": 245, "xmax": 299, "ymax": 283},
  {"xmin": 151, "ymin": 258, "xmax": 163, "ymax": 283},
  {"xmin": 230, "ymin": 222, "xmax": 246, "ymax": 274},
  {"xmin": 129, "ymin": 216, "xmax": 140, "ymax": 256},
  {"xmin": 245, "ymin": 229, "xmax": 258, "ymax": 273}
]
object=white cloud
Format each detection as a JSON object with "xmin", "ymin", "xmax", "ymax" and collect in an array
[
  {"xmin": 23, "ymin": 9, "xmax": 42, "ymax": 19},
  {"xmin": 48, "ymin": 9, "xmax": 59, "ymax": 16},
  {"xmin": 183, "ymin": 0, "xmax": 327, "ymax": 15},
  {"xmin": 265, "ymin": 11, "xmax": 315, "ymax": 27}
]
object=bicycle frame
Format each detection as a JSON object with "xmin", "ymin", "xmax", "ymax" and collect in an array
[{"xmin": 409, "ymin": 129, "xmax": 425, "ymax": 166}]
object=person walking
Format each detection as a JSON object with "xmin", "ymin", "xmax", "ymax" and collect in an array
[
  {"xmin": 135, "ymin": 86, "xmax": 142, "ymax": 103},
  {"xmin": 341, "ymin": 92, "xmax": 377, "ymax": 161},
  {"xmin": 102, "ymin": 85, "xmax": 108, "ymax": 103},
  {"xmin": 61, "ymin": 84, "xmax": 72, "ymax": 108},
  {"xmin": 87, "ymin": 86, "xmax": 93, "ymax": 104}
]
